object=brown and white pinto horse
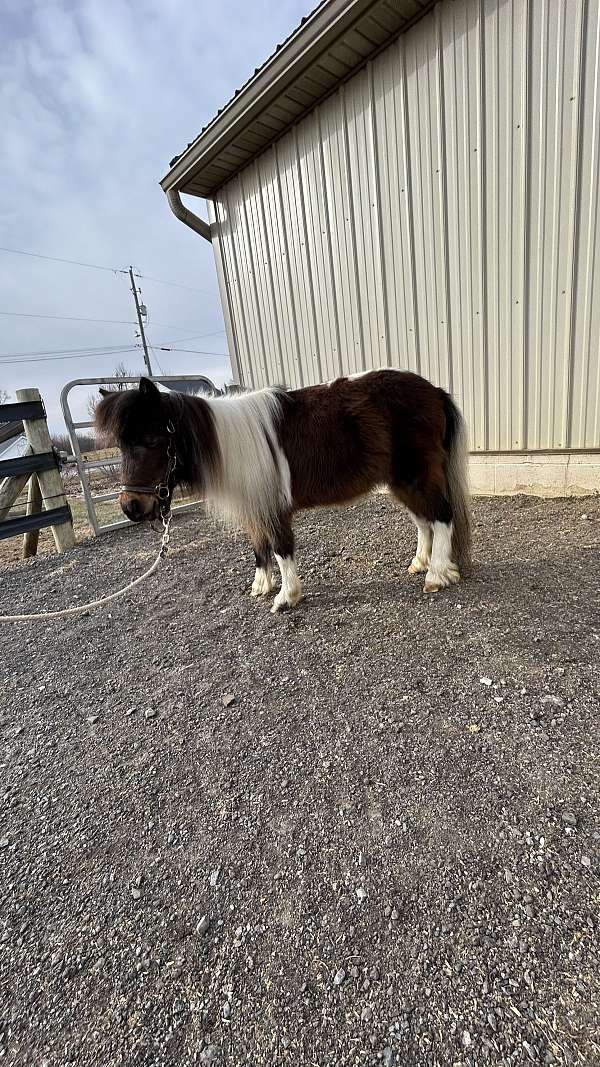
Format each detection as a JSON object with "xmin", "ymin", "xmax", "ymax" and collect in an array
[{"xmin": 95, "ymin": 370, "xmax": 471, "ymax": 611}]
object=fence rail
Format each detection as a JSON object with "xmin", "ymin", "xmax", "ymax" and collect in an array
[
  {"xmin": 0, "ymin": 400, "xmax": 45, "ymax": 424},
  {"xmin": 1, "ymin": 452, "xmax": 58, "ymax": 478},
  {"xmin": 0, "ymin": 505, "xmax": 72, "ymax": 540},
  {"xmin": 0, "ymin": 389, "xmax": 75, "ymax": 554}
]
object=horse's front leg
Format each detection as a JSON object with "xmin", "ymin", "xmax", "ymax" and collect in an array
[
  {"xmin": 248, "ymin": 526, "xmax": 275, "ymax": 597},
  {"xmin": 271, "ymin": 515, "xmax": 302, "ymax": 613}
]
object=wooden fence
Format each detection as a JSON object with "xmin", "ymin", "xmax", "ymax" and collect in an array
[{"xmin": 0, "ymin": 388, "xmax": 75, "ymax": 557}]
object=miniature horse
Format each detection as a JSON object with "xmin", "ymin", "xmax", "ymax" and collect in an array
[{"xmin": 95, "ymin": 371, "xmax": 471, "ymax": 612}]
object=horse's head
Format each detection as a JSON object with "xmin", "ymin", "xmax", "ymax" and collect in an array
[{"xmin": 95, "ymin": 377, "xmax": 176, "ymax": 523}]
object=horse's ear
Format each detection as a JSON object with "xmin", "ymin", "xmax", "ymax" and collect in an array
[
  {"xmin": 98, "ymin": 387, "xmax": 111, "ymax": 397},
  {"xmin": 139, "ymin": 377, "xmax": 160, "ymax": 399}
]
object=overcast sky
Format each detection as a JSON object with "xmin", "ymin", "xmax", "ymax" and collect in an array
[{"xmin": 0, "ymin": 0, "xmax": 310, "ymax": 430}]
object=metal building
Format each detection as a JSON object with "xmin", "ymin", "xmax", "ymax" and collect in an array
[{"xmin": 161, "ymin": 0, "xmax": 600, "ymax": 494}]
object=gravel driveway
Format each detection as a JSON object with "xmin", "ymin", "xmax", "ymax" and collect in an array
[{"xmin": 0, "ymin": 494, "xmax": 599, "ymax": 1066}]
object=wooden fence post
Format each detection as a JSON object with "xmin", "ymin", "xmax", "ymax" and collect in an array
[
  {"xmin": 22, "ymin": 473, "xmax": 42, "ymax": 558},
  {"xmin": 16, "ymin": 388, "xmax": 75, "ymax": 552}
]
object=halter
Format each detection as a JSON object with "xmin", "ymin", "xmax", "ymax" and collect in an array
[{"xmin": 121, "ymin": 419, "xmax": 178, "ymax": 515}]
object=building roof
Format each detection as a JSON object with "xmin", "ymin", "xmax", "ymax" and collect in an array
[{"xmin": 161, "ymin": 0, "xmax": 435, "ymax": 199}]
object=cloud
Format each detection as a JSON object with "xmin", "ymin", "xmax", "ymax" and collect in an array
[{"xmin": 0, "ymin": 0, "xmax": 310, "ymax": 428}]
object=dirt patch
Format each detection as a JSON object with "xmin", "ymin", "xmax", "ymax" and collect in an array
[{"xmin": 0, "ymin": 495, "xmax": 599, "ymax": 1066}]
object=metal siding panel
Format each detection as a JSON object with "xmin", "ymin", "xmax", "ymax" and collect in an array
[
  {"xmin": 368, "ymin": 61, "xmax": 393, "ymax": 368},
  {"xmin": 404, "ymin": 28, "xmax": 430, "ymax": 380},
  {"xmin": 405, "ymin": 15, "xmax": 453, "ymax": 395},
  {"xmin": 207, "ymin": 199, "xmax": 241, "ymax": 386},
  {"xmin": 320, "ymin": 91, "xmax": 365, "ymax": 376},
  {"xmin": 506, "ymin": 0, "xmax": 528, "ymax": 450},
  {"xmin": 482, "ymin": 0, "xmax": 528, "ymax": 451},
  {"xmin": 442, "ymin": 0, "xmax": 487, "ymax": 450},
  {"xmin": 213, "ymin": 193, "xmax": 255, "ymax": 389},
  {"xmin": 372, "ymin": 39, "xmax": 419, "ymax": 370},
  {"xmin": 278, "ymin": 134, "xmax": 322, "ymax": 385},
  {"xmin": 258, "ymin": 148, "xmax": 303, "ymax": 388},
  {"xmin": 297, "ymin": 116, "xmax": 339, "ymax": 381},
  {"xmin": 556, "ymin": 1, "xmax": 586, "ymax": 449},
  {"xmin": 571, "ymin": 0, "xmax": 600, "ymax": 448},
  {"xmin": 343, "ymin": 74, "xmax": 371, "ymax": 370},
  {"xmin": 483, "ymin": 0, "xmax": 500, "ymax": 449},
  {"xmin": 228, "ymin": 178, "xmax": 270, "ymax": 387},
  {"xmin": 526, "ymin": 0, "xmax": 585, "ymax": 449},
  {"xmin": 344, "ymin": 69, "xmax": 388, "ymax": 369},
  {"xmin": 241, "ymin": 166, "xmax": 286, "ymax": 386},
  {"xmin": 211, "ymin": 0, "xmax": 600, "ymax": 455}
]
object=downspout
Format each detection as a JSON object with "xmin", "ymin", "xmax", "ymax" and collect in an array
[
  {"xmin": 165, "ymin": 188, "xmax": 212, "ymax": 242},
  {"xmin": 165, "ymin": 187, "xmax": 242, "ymax": 387}
]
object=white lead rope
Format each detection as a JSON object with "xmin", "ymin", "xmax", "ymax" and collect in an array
[{"xmin": 0, "ymin": 512, "xmax": 172, "ymax": 624}]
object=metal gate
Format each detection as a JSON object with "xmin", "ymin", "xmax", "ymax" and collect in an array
[{"xmin": 60, "ymin": 375, "xmax": 216, "ymax": 535}]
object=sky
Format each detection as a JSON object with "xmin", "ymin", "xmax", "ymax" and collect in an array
[{"xmin": 0, "ymin": 0, "xmax": 312, "ymax": 431}]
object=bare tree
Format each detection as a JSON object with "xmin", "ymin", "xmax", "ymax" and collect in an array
[
  {"xmin": 111, "ymin": 361, "xmax": 135, "ymax": 388},
  {"xmin": 87, "ymin": 363, "xmax": 136, "ymax": 420},
  {"xmin": 52, "ymin": 432, "xmax": 96, "ymax": 453},
  {"xmin": 0, "ymin": 388, "xmax": 10, "ymax": 405}
]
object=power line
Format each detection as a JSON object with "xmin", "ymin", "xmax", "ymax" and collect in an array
[
  {"xmin": 0, "ymin": 246, "xmax": 129, "ymax": 274},
  {"xmin": 0, "ymin": 309, "xmax": 222, "ymax": 332},
  {"xmin": 157, "ymin": 347, "xmax": 229, "ymax": 356},
  {"xmin": 0, "ymin": 343, "xmax": 136, "ymax": 358},
  {"xmin": 137, "ymin": 273, "xmax": 218, "ymax": 297},
  {"xmin": 0, "ymin": 246, "xmax": 220, "ymax": 297},
  {"xmin": 0, "ymin": 346, "xmax": 228, "ymax": 365},
  {"xmin": 0, "ymin": 328, "xmax": 225, "ymax": 359},
  {"xmin": 148, "ymin": 340, "xmax": 165, "ymax": 376},
  {"xmin": 0, "ymin": 310, "xmax": 139, "ymax": 326},
  {"xmin": 0, "ymin": 347, "xmax": 142, "ymax": 365},
  {"xmin": 152, "ymin": 330, "xmax": 225, "ymax": 345}
]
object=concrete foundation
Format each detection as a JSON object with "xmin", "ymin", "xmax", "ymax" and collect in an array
[{"xmin": 469, "ymin": 452, "xmax": 600, "ymax": 497}]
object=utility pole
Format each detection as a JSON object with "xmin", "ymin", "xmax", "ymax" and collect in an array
[{"xmin": 128, "ymin": 266, "xmax": 153, "ymax": 376}]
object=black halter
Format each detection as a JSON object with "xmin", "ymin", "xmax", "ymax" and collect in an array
[{"xmin": 121, "ymin": 420, "xmax": 178, "ymax": 514}]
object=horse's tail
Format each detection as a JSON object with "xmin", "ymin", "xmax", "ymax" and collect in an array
[{"xmin": 443, "ymin": 393, "xmax": 472, "ymax": 575}]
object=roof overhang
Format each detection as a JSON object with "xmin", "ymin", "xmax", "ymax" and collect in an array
[{"xmin": 160, "ymin": 0, "xmax": 435, "ymax": 199}]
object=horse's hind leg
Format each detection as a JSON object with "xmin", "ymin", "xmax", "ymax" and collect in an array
[
  {"xmin": 391, "ymin": 464, "xmax": 460, "ymax": 592},
  {"xmin": 407, "ymin": 513, "xmax": 433, "ymax": 574},
  {"xmin": 389, "ymin": 489, "xmax": 432, "ymax": 575},
  {"xmin": 418, "ymin": 482, "xmax": 460, "ymax": 593},
  {"xmin": 425, "ymin": 511, "xmax": 460, "ymax": 592},
  {"xmin": 248, "ymin": 526, "xmax": 275, "ymax": 597}
]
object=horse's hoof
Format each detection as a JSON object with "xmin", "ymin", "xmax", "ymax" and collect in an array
[
  {"xmin": 408, "ymin": 557, "xmax": 428, "ymax": 575},
  {"xmin": 423, "ymin": 578, "xmax": 442, "ymax": 593},
  {"xmin": 271, "ymin": 588, "xmax": 302, "ymax": 613},
  {"xmin": 424, "ymin": 565, "xmax": 460, "ymax": 593}
]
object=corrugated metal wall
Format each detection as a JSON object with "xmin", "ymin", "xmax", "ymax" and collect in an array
[{"xmin": 210, "ymin": 0, "xmax": 600, "ymax": 452}]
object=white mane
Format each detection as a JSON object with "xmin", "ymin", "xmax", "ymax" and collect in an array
[{"xmin": 204, "ymin": 388, "xmax": 291, "ymax": 531}]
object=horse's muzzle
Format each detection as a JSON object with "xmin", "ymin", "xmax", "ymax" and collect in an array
[{"xmin": 119, "ymin": 491, "xmax": 157, "ymax": 523}]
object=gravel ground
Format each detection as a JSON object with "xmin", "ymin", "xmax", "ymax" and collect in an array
[{"xmin": 0, "ymin": 494, "xmax": 599, "ymax": 1066}]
